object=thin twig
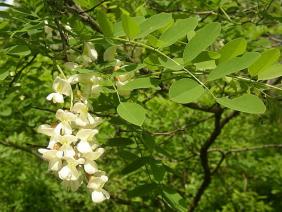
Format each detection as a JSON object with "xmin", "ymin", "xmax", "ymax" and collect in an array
[{"xmin": 80, "ymin": 0, "xmax": 109, "ymax": 13}]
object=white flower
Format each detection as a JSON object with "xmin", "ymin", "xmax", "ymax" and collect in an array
[
  {"xmin": 87, "ymin": 171, "xmax": 108, "ymax": 190},
  {"xmin": 72, "ymin": 102, "xmax": 102, "ymax": 128},
  {"xmin": 84, "ymin": 42, "xmax": 98, "ymax": 61},
  {"xmin": 91, "ymin": 189, "xmax": 110, "ymax": 203},
  {"xmin": 62, "ymin": 178, "xmax": 82, "ymax": 191},
  {"xmin": 38, "ymin": 148, "xmax": 63, "ymax": 171},
  {"xmin": 76, "ymin": 129, "xmax": 99, "ymax": 153},
  {"xmin": 37, "ymin": 124, "xmax": 61, "ymax": 149},
  {"xmin": 76, "ymin": 129, "xmax": 99, "ymax": 141},
  {"xmin": 38, "ymin": 124, "xmax": 55, "ymax": 137},
  {"xmin": 46, "ymin": 93, "xmax": 64, "ymax": 103},
  {"xmin": 55, "ymin": 109, "xmax": 77, "ymax": 135},
  {"xmin": 58, "ymin": 158, "xmax": 84, "ymax": 181},
  {"xmin": 47, "ymin": 77, "xmax": 72, "ymax": 103},
  {"xmin": 82, "ymin": 148, "xmax": 105, "ymax": 174},
  {"xmin": 56, "ymin": 134, "xmax": 77, "ymax": 158},
  {"xmin": 64, "ymin": 62, "xmax": 78, "ymax": 71}
]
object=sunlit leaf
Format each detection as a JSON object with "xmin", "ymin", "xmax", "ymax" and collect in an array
[
  {"xmin": 208, "ymin": 52, "xmax": 260, "ymax": 81},
  {"xmin": 249, "ymin": 48, "xmax": 280, "ymax": 76},
  {"xmin": 218, "ymin": 38, "xmax": 247, "ymax": 63},
  {"xmin": 183, "ymin": 22, "xmax": 221, "ymax": 64},
  {"xmin": 258, "ymin": 63, "xmax": 282, "ymax": 80},
  {"xmin": 157, "ymin": 17, "xmax": 198, "ymax": 48},
  {"xmin": 96, "ymin": 10, "xmax": 113, "ymax": 37},
  {"xmin": 169, "ymin": 78, "xmax": 205, "ymax": 103},
  {"xmin": 117, "ymin": 102, "xmax": 146, "ymax": 126},
  {"xmin": 216, "ymin": 94, "xmax": 266, "ymax": 114},
  {"xmin": 137, "ymin": 13, "xmax": 173, "ymax": 38}
]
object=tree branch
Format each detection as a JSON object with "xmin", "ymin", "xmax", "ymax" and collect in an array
[
  {"xmin": 80, "ymin": 0, "xmax": 109, "ymax": 13},
  {"xmin": 9, "ymin": 54, "xmax": 37, "ymax": 86},
  {"xmin": 188, "ymin": 110, "xmax": 240, "ymax": 212},
  {"xmin": 64, "ymin": 0, "xmax": 102, "ymax": 33},
  {"xmin": 0, "ymin": 140, "xmax": 41, "ymax": 159}
]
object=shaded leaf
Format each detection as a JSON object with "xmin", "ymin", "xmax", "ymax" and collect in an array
[
  {"xmin": 121, "ymin": 157, "xmax": 151, "ymax": 175},
  {"xmin": 127, "ymin": 183, "xmax": 159, "ymax": 197}
]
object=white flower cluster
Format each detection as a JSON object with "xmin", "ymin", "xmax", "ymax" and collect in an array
[{"xmin": 38, "ymin": 75, "xmax": 109, "ymax": 203}]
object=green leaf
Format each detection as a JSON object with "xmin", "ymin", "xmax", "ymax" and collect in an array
[
  {"xmin": 106, "ymin": 137, "xmax": 134, "ymax": 146},
  {"xmin": 142, "ymin": 132, "xmax": 156, "ymax": 151},
  {"xmin": 117, "ymin": 150, "xmax": 139, "ymax": 160},
  {"xmin": 258, "ymin": 63, "xmax": 282, "ymax": 80},
  {"xmin": 117, "ymin": 102, "xmax": 146, "ymax": 126},
  {"xmin": 157, "ymin": 17, "xmax": 198, "ymax": 48},
  {"xmin": 218, "ymin": 38, "xmax": 247, "ymax": 63},
  {"xmin": 122, "ymin": 77, "xmax": 157, "ymax": 90},
  {"xmin": 103, "ymin": 46, "xmax": 117, "ymax": 62},
  {"xmin": 0, "ymin": 107, "xmax": 12, "ymax": 116},
  {"xmin": 183, "ymin": 22, "xmax": 221, "ymax": 64},
  {"xmin": 249, "ymin": 48, "xmax": 280, "ymax": 76},
  {"xmin": 163, "ymin": 187, "xmax": 186, "ymax": 212},
  {"xmin": 7, "ymin": 45, "xmax": 31, "ymax": 57},
  {"xmin": 96, "ymin": 10, "xmax": 113, "ymax": 37},
  {"xmin": 127, "ymin": 183, "xmax": 158, "ymax": 197},
  {"xmin": 113, "ymin": 16, "xmax": 145, "ymax": 37},
  {"xmin": 169, "ymin": 78, "xmax": 205, "ymax": 104},
  {"xmin": 216, "ymin": 94, "xmax": 266, "ymax": 114},
  {"xmin": 195, "ymin": 60, "xmax": 216, "ymax": 70},
  {"xmin": 121, "ymin": 157, "xmax": 151, "ymax": 175},
  {"xmin": 208, "ymin": 52, "xmax": 260, "ymax": 81},
  {"xmin": 137, "ymin": 13, "xmax": 173, "ymax": 38},
  {"xmin": 149, "ymin": 160, "xmax": 166, "ymax": 182},
  {"xmin": 121, "ymin": 14, "xmax": 140, "ymax": 39},
  {"xmin": 159, "ymin": 57, "xmax": 184, "ymax": 70},
  {"xmin": 0, "ymin": 67, "xmax": 9, "ymax": 80}
]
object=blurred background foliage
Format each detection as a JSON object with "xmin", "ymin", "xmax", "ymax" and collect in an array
[{"xmin": 0, "ymin": 0, "xmax": 282, "ymax": 211}]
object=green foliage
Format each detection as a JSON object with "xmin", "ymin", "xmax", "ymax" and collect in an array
[
  {"xmin": 169, "ymin": 78, "xmax": 205, "ymax": 104},
  {"xmin": 0, "ymin": 0, "xmax": 282, "ymax": 211},
  {"xmin": 117, "ymin": 102, "xmax": 146, "ymax": 126},
  {"xmin": 183, "ymin": 22, "xmax": 221, "ymax": 64},
  {"xmin": 208, "ymin": 52, "xmax": 261, "ymax": 81},
  {"xmin": 216, "ymin": 94, "xmax": 266, "ymax": 114}
]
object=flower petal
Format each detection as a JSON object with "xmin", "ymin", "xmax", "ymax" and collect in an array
[
  {"xmin": 84, "ymin": 160, "xmax": 98, "ymax": 174},
  {"xmin": 76, "ymin": 129, "xmax": 98, "ymax": 141},
  {"xmin": 53, "ymin": 77, "xmax": 72, "ymax": 96},
  {"xmin": 77, "ymin": 140, "xmax": 92, "ymax": 153},
  {"xmin": 37, "ymin": 124, "xmax": 54, "ymax": 136}
]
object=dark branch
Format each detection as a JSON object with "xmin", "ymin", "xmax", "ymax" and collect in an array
[
  {"xmin": 188, "ymin": 110, "xmax": 240, "ymax": 212},
  {"xmin": 54, "ymin": 18, "xmax": 68, "ymax": 61},
  {"xmin": 80, "ymin": 0, "xmax": 109, "ymax": 13},
  {"xmin": 9, "ymin": 54, "xmax": 37, "ymax": 86},
  {"xmin": 184, "ymin": 103, "xmax": 221, "ymax": 113}
]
